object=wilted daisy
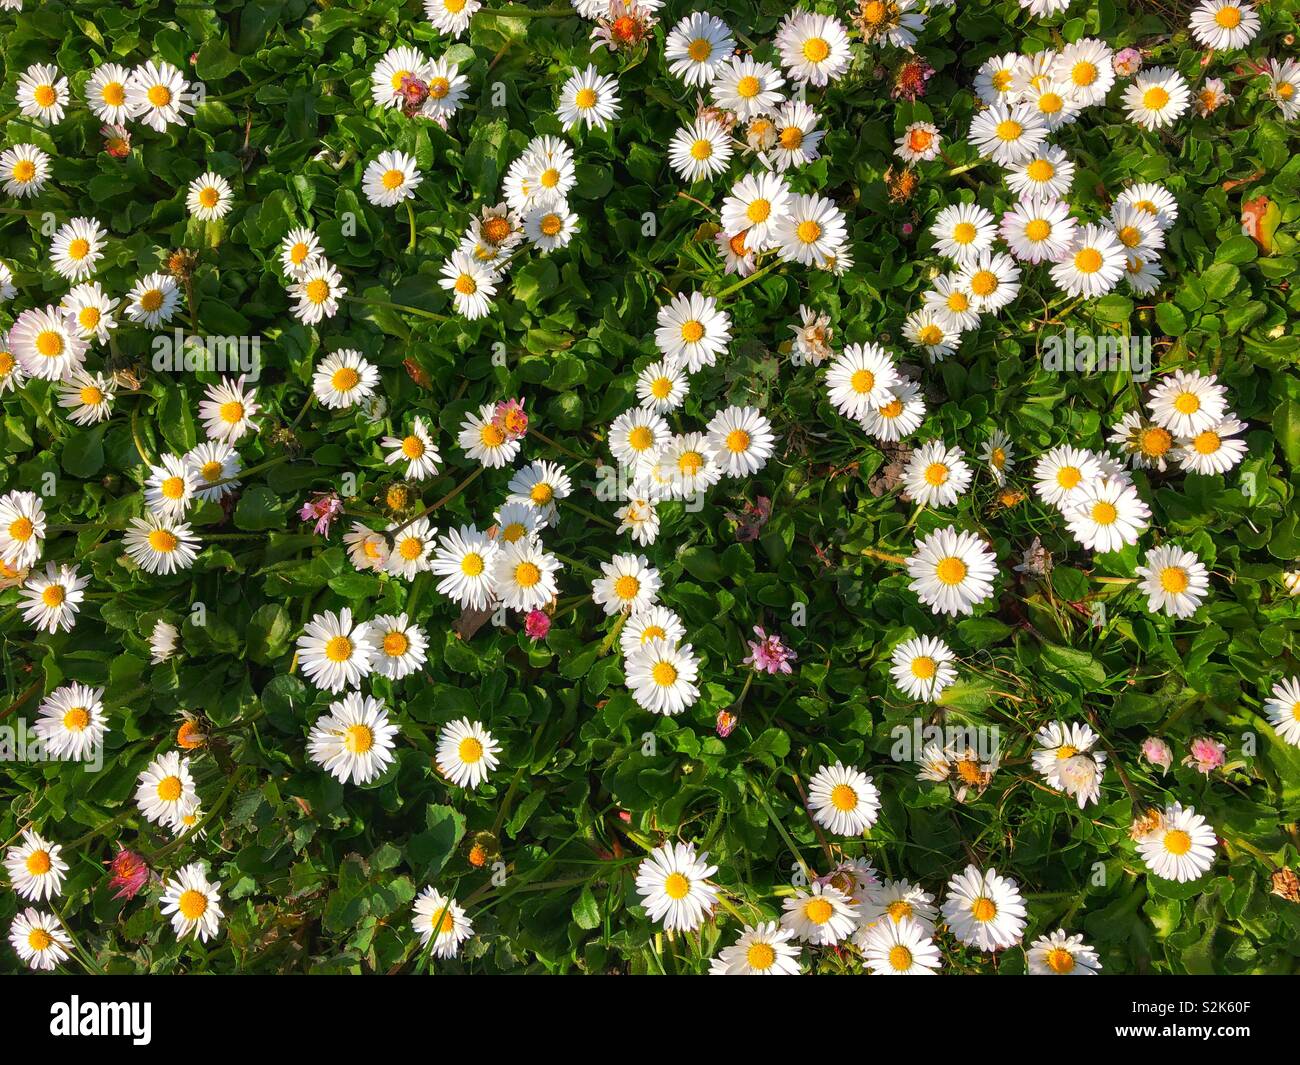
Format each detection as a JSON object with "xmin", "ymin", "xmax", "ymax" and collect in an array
[
  {"xmin": 0, "ymin": 490, "xmax": 45, "ymax": 569},
  {"xmin": 1, "ymin": 143, "xmax": 51, "ymax": 198},
  {"xmin": 711, "ymin": 55, "xmax": 785, "ymax": 121},
  {"xmin": 1050, "ymin": 38, "xmax": 1115, "ymax": 107},
  {"xmin": 296, "ymin": 608, "xmax": 374, "ymax": 693},
  {"xmin": 124, "ymin": 271, "xmax": 181, "ymax": 329},
  {"xmin": 0, "ymin": 334, "xmax": 23, "ymax": 394},
  {"xmin": 161, "ymin": 863, "xmax": 223, "ymax": 942},
  {"xmin": 293, "ymin": 260, "xmax": 346, "ymax": 324},
  {"xmin": 135, "ymin": 751, "xmax": 197, "ymax": 828},
  {"xmin": 61, "ymin": 282, "xmax": 119, "ymax": 343},
  {"xmin": 636, "ymin": 842, "xmax": 718, "ymax": 932},
  {"xmin": 198, "ymin": 375, "xmax": 259, "ymax": 444},
  {"xmin": 720, "ymin": 171, "xmax": 791, "ymax": 251},
  {"xmin": 664, "ymin": 11, "xmax": 735, "ymax": 87},
  {"xmin": 413, "ymin": 886, "xmax": 474, "ymax": 957},
  {"xmin": 363, "ymin": 150, "xmax": 421, "ymax": 207},
  {"xmin": 149, "ymin": 618, "xmax": 180, "ymax": 663},
  {"xmin": 1006, "ymin": 145, "xmax": 1074, "ymax": 200},
  {"xmin": 714, "ymin": 922, "xmax": 801, "ymax": 975},
  {"xmin": 16, "ymin": 63, "xmax": 68, "ymax": 125},
  {"xmin": 1050, "ymin": 224, "xmax": 1126, "ymax": 298},
  {"xmin": 775, "ymin": 10, "xmax": 851, "ymax": 86},
  {"xmin": 931, "ymin": 202, "xmax": 997, "ymax": 265},
  {"xmin": 186, "ymin": 171, "xmax": 234, "ymax": 220},
  {"xmin": 781, "ymin": 883, "xmax": 858, "ymax": 946},
  {"xmin": 425, "ymin": 0, "xmax": 480, "ymax": 37},
  {"xmin": 4, "ymin": 830, "xmax": 67, "ymax": 901},
  {"xmin": 1124, "ymin": 67, "xmax": 1190, "ymax": 130},
  {"xmin": 50, "ymin": 217, "xmax": 107, "ymax": 282},
  {"xmin": 890, "ymin": 635, "xmax": 957, "ymax": 702},
  {"xmin": 1195, "ymin": 77, "xmax": 1230, "ymax": 116},
  {"xmin": 668, "ymin": 118, "xmax": 733, "ymax": 182},
  {"xmin": 625, "ymin": 637, "xmax": 700, "ymax": 715},
  {"xmin": 9, "ymin": 909, "xmax": 71, "ymax": 971},
  {"xmin": 556, "ymin": 63, "xmax": 620, "ymax": 130},
  {"xmin": 825, "ymin": 342, "xmax": 901, "ymax": 419},
  {"xmin": 715, "ymin": 227, "xmax": 758, "ymax": 276},
  {"xmin": 706, "ymin": 405, "xmax": 776, "ymax": 477},
  {"xmin": 1264, "ymin": 677, "xmax": 1300, "ymax": 747},
  {"xmin": 957, "ymin": 251, "xmax": 1021, "ymax": 313},
  {"xmin": 615, "ymin": 498, "xmax": 660, "ymax": 547},
  {"xmin": 860, "ymin": 917, "xmax": 943, "ymax": 975},
  {"xmin": 438, "ymin": 251, "xmax": 496, "ymax": 320},
  {"xmin": 10, "ymin": 305, "xmax": 88, "ymax": 381},
  {"xmin": 431, "ymin": 525, "xmax": 499, "ymax": 610},
  {"xmin": 1135, "ymin": 544, "xmax": 1210, "ymax": 618},
  {"xmin": 280, "ymin": 227, "xmax": 322, "ymax": 279},
  {"xmin": 123, "ymin": 514, "xmax": 201, "ymax": 575},
  {"xmin": 19, "ymin": 563, "xmax": 87, "ymax": 633},
  {"xmin": 896, "ymin": 120, "xmax": 942, "ymax": 163},
  {"xmin": 1189, "ymin": 0, "xmax": 1259, "ymax": 50},
  {"xmin": 807, "ymin": 763, "xmax": 880, "ymax": 836},
  {"xmin": 493, "ymin": 538, "xmax": 561, "ymax": 612},
  {"xmin": 968, "ymin": 100, "xmax": 1047, "ymax": 165},
  {"xmin": 942, "ymin": 865, "xmax": 1026, "ymax": 952},
  {"xmin": 907, "ymin": 526, "xmax": 998, "ymax": 617},
  {"xmin": 86, "ymin": 63, "xmax": 132, "ymax": 123},
  {"xmin": 33, "ymin": 682, "xmax": 108, "ymax": 761},
  {"xmin": 1109, "ymin": 412, "xmax": 1174, "ymax": 472},
  {"xmin": 774, "ymin": 193, "xmax": 847, "ymax": 268},
  {"xmin": 1176, "ymin": 416, "xmax": 1247, "ymax": 475},
  {"xmin": 1027, "ymin": 930, "xmax": 1101, "ymax": 975},
  {"xmin": 766, "ymin": 100, "xmax": 824, "ymax": 172},
  {"xmin": 1136, "ymin": 802, "xmax": 1217, "ymax": 882},
  {"xmin": 1264, "ymin": 58, "xmax": 1300, "ymax": 120},
  {"xmin": 862, "ymin": 380, "xmax": 926, "ymax": 442},
  {"xmin": 308, "ymin": 692, "xmax": 398, "ymax": 786},
  {"xmin": 903, "ymin": 440, "xmax": 973, "ymax": 507},
  {"xmin": 126, "ymin": 60, "xmax": 194, "ymax": 131},
  {"xmin": 436, "ymin": 718, "xmax": 500, "ymax": 790},
  {"xmin": 1147, "ymin": 369, "xmax": 1227, "ymax": 438},
  {"xmin": 187, "ymin": 440, "xmax": 240, "ymax": 502}
]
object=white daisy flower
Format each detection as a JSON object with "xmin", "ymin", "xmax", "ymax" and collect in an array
[
  {"xmin": 922, "ymin": 274, "xmax": 981, "ymax": 332},
  {"xmin": 370, "ymin": 45, "xmax": 432, "ymax": 109},
  {"xmin": 765, "ymin": 100, "xmax": 825, "ymax": 172},
  {"xmin": 1027, "ymin": 929, "xmax": 1102, "ymax": 975},
  {"xmin": 1050, "ymin": 223, "xmax": 1127, "ymax": 298},
  {"xmin": 1032, "ymin": 720, "xmax": 1106, "ymax": 807},
  {"xmin": 424, "ymin": 0, "xmax": 480, "ymax": 38},
  {"xmin": 150, "ymin": 619, "xmax": 180, "ymax": 663},
  {"xmin": 774, "ymin": 10, "xmax": 852, "ymax": 87},
  {"xmin": 344, "ymin": 522, "xmax": 390, "ymax": 573},
  {"xmin": 720, "ymin": 171, "xmax": 790, "ymax": 252},
  {"xmin": 436, "ymin": 718, "xmax": 500, "ymax": 789},
  {"xmin": 1050, "ymin": 38, "xmax": 1115, "ymax": 107},
  {"xmin": 308, "ymin": 692, "xmax": 398, "ymax": 786},
  {"xmin": 1005, "ymin": 145, "xmax": 1074, "ymax": 201},
  {"xmin": 855, "ymin": 0, "xmax": 925, "ymax": 48},
  {"xmin": 522, "ymin": 199, "xmax": 580, "ymax": 253},
  {"xmin": 895, "ymin": 120, "xmax": 942, "ymax": 163},
  {"xmin": 1124, "ymin": 67, "xmax": 1190, "ymax": 130},
  {"xmin": 50, "ymin": 217, "xmax": 107, "ymax": 282},
  {"xmin": 0, "ymin": 490, "xmax": 46, "ymax": 569},
  {"xmin": 957, "ymin": 250, "xmax": 1021, "ymax": 313},
  {"xmin": 458, "ymin": 402, "xmax": 522, "ymax": 467},
  {"xmin": 439, "ymin": 251, "xmax": 496, "ymax": 320},
  {"xmin": 861, "ymin": 380, "xmax": 926, "ymax": 442},
  {"xmin": 930, "ymin": 202, "xmax": 998, "ymax": 266},
  {"xmin": 634, "ymin": 359, "xmax": 689, "ymax": 415},
  {"xmin": 144, "ymin": 453, "xmax": 197, "ymax": 519},
  {"xmin": 973, "ymin": 52, "xmax": 1021, "ymax": 105},
  {"xmin": 591, "ymin": 554, "xmax": 660, "ymax": 616},
  {"xmin": 1116, "ymin": 182, "xmax": 1179, "ymax": 230},
  {"xmin": 825, "ymin": 342, "xmax": 900, "ymax": 419},
  {"xmin": 0, "ymin": 143, "xmax": 51, "ymax": 199},
  {"xmin": 711, "ymin": 55, "xmax": 785, "ymax": 121},
  {"xmin": 186, "ymin": 171, "xmax": 234, "ymax": 220},
  {"xmin": 860, "ymin": 916, "xmax": 943, "ymax": 975},
  {"xmin": 412, "ymin": 886, "xmax": 474, "ymax": 957},
  {"xmin": 1135, "ymin": 544, "xmax": 1210, "ymax": 618},
  {"xmin": 1033, "ymin": 445, "xmax": 1104, "ymax": 510},
  {"xmin": 430, "ymin": 525, "xmax": 499, "ymax": 610},
  {"xmin": 280, "ymin": 226, "xmax": 323, "ymax": 279},
  {"xmin": 654, "ymin": 290, "xmax": 731, "ymax": 372},
  {"xmin": 556, "ymin": 63, "xmax": 621, "ymax": 130},
  {"xmin": 1022, "ymin": 79, "xmax": 1082, "ymax": 130},
  {"xmin": 903, "ymin": 308, "xmax": 961, "ymax": 363},
  {"xmin": 186, "ymin": 440, "xmax": 241, "ymax": 501},
  {"xmin": 906, "ymin": 525, "xmax": 998, "ymax": 617},
  {"xmin": 293, "ymin": 260, "xmax": 346, "ymax": 324},
  {"xmin": 9, "ymin": 909, "xmax": 71, "ymax": 971},
  {"xmin": 615, "ymin": 497, "xmax": 659, "ymax": 546},
  {"xmin": 382, "ymin": 416, "xmax": 442, "ymax": 481},
  {"xmin": 942, "ymin": 865, "xmax": 1027, "ymax": 952},
  {"xmin": 807, "ymin": 763, "xmax": 880, "ymax": 836},
  {"xmin": 713, "ymin": 921, "xmax": 801, "ymax": 975},
  {"xmin": 296, "ymin": 608, "xmax": 375, "ymax": 693},
  {"xmin": 1000, "ymin": 199, "xmax": 1076, "ymax": 264},
  {"xmin": 668, "ymin": 119, "xmax": 733, "ymax": 182},
  {"xmin": 124, "ymin": 271, "xmax": 182, "ymax": 329},
  {"xmin": 161, "ymin": 862, "xmax": 224, "ymax": 942},
  {"xmin": 1123, "ymin": 252, "xmax": 1165, "ymax": 296},
  {"xmin": 363, "ymin": 150, "xmax": 422, "ymax": 207},
  {"xmin": 492, "ymin": 502, "xmax": 542, "ymax": 546},
  {"xmin": 1188, "ymin": 0, "xmax": 1260, "ymax": 51},
  {"xmin": 33, "ymin": 682, "xmax": 108, "ymax": 761},
  {"xmin": 1136, "ymin": 802, "xmax": 1217, "ymax": 883},
  {"xmin": 635, "ymin": 842, "xmax": 718, "ymax": 932},
  {"xmin": 664, "ymin": 11, "xmax": 735, "ymax": 88},
  {"xmin": 859, "ymin": 877, "xmax": 939, "ymax": 935},
  {"xmin": 619, "ymin": 605, "xmax": 685, "ymax": 659},
  {"xmin": 19, "ymin": 562, "xmax": 88, "ymax": 633},
  {"xmin": 4, "ymin": 830, "xmax": 67, "ymax": 901},
  {"xmin": 773, "ymin": 192, "xmax": 847, "ymax": 268},
  {"xmin": 365, "ymin": 613, "xmax": 428, "ymax": 681},
  {"xmin": 1065, "ymin": 478, "xmax": 1151, "ymax": 553},
  {"xmin": 1175, "ymin": 416, "xmax": 1247, "ymax": 475},
  {"xmin": 10, "ymin": 305, "xmax": 88, "ymax": 381},
  {"xmin": 903, "ymin": 439, "xmax": 972, "ymax": 507},
  {"xmin": 60, "ymin": 282, "xmax": 119, "ymax": 343},
  {"xmin": 1147, "ymin": 369, "xmax": 1227, "ymax": 437},
  {"xmin": 125, "ymin": 60, "xmax": 194, "ymax": 131},
  {"xmin": 312, "ymin": 349, "xmax": 379, "ymax": 410},
  {"xmin": 419, "ymin": 57, "xmax": 469, "ymax": 121},
  {"xmin": 86, "ymin": 63, "xmax": 132, "ymax": 124},
  {"xmin": 1264, "ymin": 677, "xmax": 1300, "ymax": 748},
  {"xmin": 1264, "ymin": 57, "xmax": 1300, "ymax": 120},
  {"xmin": 656, "ymin": 432, "xmax": 723, "ymax": 500},
  {"xmin": 493, "ymin": 539, "xmax": 561, "ymax": 612},
  {"xmin": 780, "ymin": 883, "xmax": 858, "ymax": 946},
  {"xmin": 198, "ymin": 374, "xmax": 260, "ymax": 444},
  {"xmin": 978, "ymin": 429, "xmax": 1015, "ymax": 486},
  {"xmin": 135, "ymin": 750, "xmax": 197, "ymax": 829},
  {"xmin": 968, "ymin": 100, "xmax": 1048, "ymax": 166},
  {"xmin": 123, "ymin": 514, "xmax": 200, "ymax": 575},
  {"xmin": 625, "ymin": 637, "xmax": 700, "ymax": 715},
  {"xmin": 16, "ymin": 63, "xmax": 68, "ymax": 125},
  {"xmin": 386, "ymin": 518, "xmax": 436, "ymax": 581},
  {"xmin": 706, "ymin": 405, "xmax": 776, "ymax": 477},
  {"xmin": 890, "ymin": 635, "xmax": 957, "ymax": 702}
]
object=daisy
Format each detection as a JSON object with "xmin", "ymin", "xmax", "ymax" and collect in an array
[
  {"xmin": 1136, "ymin": 802, "xmax": 1217, "ymax": 882},
  {"xmin": 150, "ymin": 619, "xmax": 180, "ymax": 663},
  {"xmin": 1195, "ymin": 77, "xmax": 1231, "ymax": 117},
  {"xmin": 186, "ymin": 171, "xmax": 234, "ymax": 220},
  {"xmin": 8, "ymin": 909, "xmax": 71, "ymax": 971},
  {"xmin": 860, "ymin": 917, "xmax": 943, "ymax": 975},
  {"xmin": 1124, "ymin": 253, "xmax": 1165, "ymax": 296},
  {"xmin": 1018, "ymin": 0, "xmax": 1073, "ymax": 13},
  {"xmin": 293, "ymin": 260, "xmax": 346, "ymax": 324},
  {"xmin": 608, "ymin": 407, "xmax": 669, "ymax": 476},
  {"xmin": 765, "ymin": 100, "xmax": 824, "ymax": 172},
  {"xmin": 664, "ymin": 11, "xmax": 735, "ymax": 88},
  {"xmin": 890, "ymin": 635, "xmax": 957, "ymax": 702},
  {"xmin": 10, "ymin": 305, "xmax": 88, "ymax": 381},
  {"xmin": 667, "ymin": 119, "xmax": 733, "ymax": 183},
  {"xmin": 86, "ymin": 63, "xmax": 132, "ymax": 123},
  {"xmin": 365, "ymin": 613, "xmax": 428, "ymax": 681},
  {"xmin": 1124, "ymin": 67, "xmax": 1190, "ymax": 130},
  {"xmin": 308, "ymin": 692, "xmax": 398, "ymax": 785},
  {"xmin": 522, "ymin": 200, "xmax": 579, "ymax": 253},
  {"xmin": 386, "ymin": 518, "xmax": 436, "ymax": 581},
  {"xmin": 968, "ymin": 101, "xmax": 1047, "ymax": 166},
  {"xmin": 1264, "ymin": 58, "xmax": 1300, "ymax": 120},
  {"xmin": 859, "ymin": 878, "xmax": 939, "ymax": 935},
  {"xmin": 1022, "ymin": 79, "xmax": 1082, "ymax": 130},
  {"xmin": 807, "ymin": 763, "xmax": 880, "ymax": 836},
  {"xmin": 556, "ymin": 64, "xmax": 621, "ymax": 130},
  {"xmin": 19, "ymin": 563, "xmax": 87, "ymax": 633},
  {"xmin": 774, "ymin": 10, "xmax": 852, "ymax": 87},
  {"xmin": 198, "ymin": 375, "xmax": 259, "ymax": 444},
  {"xmin": 123, "ymin": 514, "xmax": 200, "ymax": 575},
  {"xmin": 957, "ymin": 251, "xmax": 1021, "ymax": 313},
  {"xmin": 711, "ymin": 55, "xmax": 785, "ymax": 121},
  {"xmin": 135, "ymin": 751, "xmax": 197, "ymax": 828},
  {"xmin": 413, "ymin": 886, "xmax": 474, "ymax": 957},
  {"xmin": 1188, "ymin": 0, "xmax": 1260, "ymax": 51},
  {"xmin": 1116, "ymin": 182, "xmax": 1179, "ymax": 230},
  {"xmin": 1, "ymin": 143, "xmax": 51, "ymax": 198},
  {"xmin": 1065, "ymin": 478, "xmax": 1150, "ymax": 553},
  {"xmin": 425, "ymin": 0, "xmax": 480, "ymax": 38},
  {"xmin": 978, "ymin": 429, "xmax": 1015, "ymax": 486},
  {"xmin": 658, "ymin": 432, "xmax": 723, "ymax": 498},
  {"xmin": 706, "ymin": 405, "xmax": 776, "ymax": 477},
  {"xmin": 720, "ymin": 171, "xmax": 790, "ymax": 252},
  {"xmin": 861, "ymin": 380, "xmax": 926, "ymax": 442},
  {"xmin": 943, "ymin": 865, "xmax": 1026, "ymax": 951},
  {"xmin": 493, "ymin": 539, "xmax": 561, "ymax": 612},
  {"xmin": 1050, "ymin": 39, "xmax": 1115, "ymax": 107},
  {"xmin": 1050, "ymin": 224, "xmax": 1127, "ymax": 298},
  {"xmin": 0, "ymin": 490, "xmax": 46, "ymax": 569},
  {"xmin": 1027, "ymin": 929, "xmax": 1101, "ymax": 975},
  {"xmin": 825, "ymin": 342, "xmax": 900, "ymax": 419},
  {"xmin": 903, "ymin": 439, "xmax": 972, "ymax": 507},
  {"xmin": 419, "ymin": 57, "xmax": 469, "ymax": 121},
  {"xmin": 124, "ymin": 271, "xmax": 181, "ymax": 329},
  {"xmin": 1147, "ymin": 369, "xmax": 1227, "ymax": 437},
  {"xmin": 714, "ymin": 922, "xmax": 801, "ymax": 975},
  {"xmin": 363, "ymin": 150, "xmax": 421, "ymax": 207},
  {"xmin": 625, "ymin": 638, "xmax": 700, "ymax": 715},
  {"xmin": 1109, "ymin": 411, "xmax": 1175, "ymax": 472},
  {"xmin": 50, "ymin": 217, "xmax": 107, "ymax": 281},
  {"xmin": 144, "ymin": 453, "xmax": 197, "ymax": 519},
  {"xmin": 430, "ymin": 525, "xmax": 499, "ymax": 610},
  {"xmin": 1005, "ymin": 145, "xmax": 1074, "ymax": 201},
  {"xmin": 615, "ymin": 498, "xmax": 660, "ymax": 547},
  {"xmin": 1135, "ymin": 544, "xmax": 1210, "ymax": 618},
  {"xmin": 382, "ymin": 416, "xmax": 441, "ymax": 481},
  {"xmin": 4, "ymin": 830, "xmax": 67, "ymax": 901},
  {"xmin": 370, "ymin": 46, "xmax": 432, "ymax": 109},
  {"xmin": 16, "ymin": 63, "xmax": 68, "ymax": 125},
  {"xmin": 1176, "ymin": 416, "xmax": 1247, "ymax": 475},
  {"xmin": 973, "ymin": 52, "xmax": 1021, "ymax": 105},
  {"xmin": 1264, "ymin": 677, "xmax": 1300, "ymax": 747},
  {"xmin": 458, "ymin": 402, "xmax": 522, "ymax": 467},
  {"xmin": 931, "ymin": 203, "xmax": 997, "ymax": 265},
  {"xmin": 344, "ymin": 522, "xmax": 390, "ymax": 572},
  {"xmin": 505, "ymin": 462, "xmax": 569, "ymax": 526},
  {"xmin": 781, "ymin": 884, "xmax": 858, "ymax": 946},
  {"xmin": 311, "ymin": 348, "xmax": 378, "ymax": 410},
  {"xmin": 439, "ymin": 251, "xmax": 496, "ymax": 320},
  {"xmin": 635, "ymin": 360, "xmax": 688, "ymax": 416},
  {"xmin": 126, "ymin": 60, "xmax": 194, "ymax": 131},
  {"xmin": 296, "ymin": 608, "xmax": 374, "ymax": 693},
  {"xmin": 33, "ymin": 683, "xmax": 108, "ymax": 761},
  {"xmin": 904, "ymin": 309, "xmax": 959, "ymax": 364},
  {"xmin": 280, "ymin": 227, "xmax": 322, "ymax": 279},
  {"xmin": 896, "ymin": 120, "xmax": 941, "ymax": 163},
  {"xmin": 715, "ymin": 227, "xmax": 757, "ymax": 276},
  {"xmin": 0, "ymin": 334, "xmax": 21, "ymax": 394},
  {"xmin": 186, "ymin": 440, "xmax": 241, "ymax": 501},
  {"xmin": 636, "ymin": 842, "xmax": 718, "ymax": 932},
  {"xmin": 1033, "ymin": 721, "xmax": 1106, "ymax": 806},
  {"xmin": 906, "ymin": 526, "xmax": 998, "ymax": 617},
  {"xmin": 1033, "ymin": 445, "xmax": 1103, "ymax": 510},
  {"xmin": 161, "ymin": 863, "xmax": 224, "ymax": 942},
  {"xmin": 436, "ymin": 718, "xmax": 500, "ymax": 789},
  {"xmin": 61, "ymin": 282, "xmax": 119, "ymax": 343},
  {"xmin": 853, "ymin": 0, "xmax": 925, "ymax": 48},
  {"xmin": 1107, "ymin": 203, "xmax": 1165, "ymax": 258},
  {"xmin": 774, "ymin": 192, "xmax": 847, "ymax": 268},
  {"xmin": 922, "ymin": 274, "xmax": 981, "ymax": 332},
  {"xmin": 619, "ymin": 605, "xmax": 686, "ymax": 659}
]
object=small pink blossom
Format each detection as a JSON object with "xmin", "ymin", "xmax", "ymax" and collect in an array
[
  {"xmin": 744, "ymin": 626, "xmax": 797, "ymax": 675},
  {"xmin": 299, "ymin": 492, "xmax": 344, "ymax": 537},
  {"xmin": 106, "ymin": 847, "xmax": 150, "ymax": 900},
  {"xmin": 716, "ymin": 709, "xmax": 738, "ymax": 738},
  {"xmin": 493, "ymin": 398, "xmax": 528, "ymax": 441},
  {"xmin": 1142, "ymin": 736, "xmax": 1173, "ymax": 772},
  {"xmin": 1184, "ymin": 736, "xmax": 1226, "ymax": 775},
  {"xmin": 1114, "ymin": 48, "xmax": 1143, "ymax": 77},
  {"xmin": 524, "ymin": 609, "xmax": 551, "ymax": 640},
  {"xmin": 901, "ymin": 222, "xmax": 914, "ymax": 236}
]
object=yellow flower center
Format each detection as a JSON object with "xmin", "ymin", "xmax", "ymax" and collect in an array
[
  {"xmin": 9, "ymin": 516, "xmax": 33, "ymax": 541},
  {"xmin": 923, "ymin": 462, "xmax": 949, "ymax": 486},
  {"xmin": 663, "ymin": 872, "xmax": 691, "ymax": 899},
  {"xmin": 178, "ymin": 888, "xmax": 208, "ymax": 920},
  {"xmin": 429, "ymin": 77, "xmax": 450, "ymax": 99},
  {"xmin": 102, "ymin": 82, "xmax": 126, "ymax": 106},
  {"xmin": 1159, "ymin": 567, "xmax": 1189, "ymax": 593},
  {"xmin": 911, "ymin": 656, "xmax": 936, "ymax": 679},
  {"xmin": 1026, "ymin": 159, "xmax": 1055, "ymax": 182},
  {"xmin": 995, "ymin": 119, "xmax": 1023, "ymax": 141},
  {"xmin": 888, "ymin": 945, "xmax": 913, "ymax": 970},
  {"xmin": 687, "ymin": 38, "xmax": 712, "ymax": 62},
  {"xmin": 1091, "ymin": 501, "xmax": 1118, "ymax": 525},
  {"xmin": 829, "ymin": 783, "xmax": 858, "ymax": 812},
  {"xmin": 970, "ymin": 896, "xmax": 998, "ymax": 922},
  {"xmin": 1039, "ymin": 92, "xmax": 1063, "ymax": 114},
  {"xmin": 34, "ymin": 84, "xmax": 58, "ymax": 107},
  {"xmin": 689, "ymin": 138, "xmax": 713, "ymax": 160},
  {"xmin": 1072, "ymin": 61, "xmax": 1097, "ymax": 87},
  {"xmin": 746, "ymin": 942, "xmax": 776, "ymax": 970},
  {"xmin": 28, "ymin": 928, "xmax": 53, "ymax": 951},
  {"xmin": 1046, "ymin": 947, "xmax": 1076, "ymax": 973},
  {"xmin": 804, "ymin": 897, "xmax": 834, "ymax": 924},
  {"xmin": 1193, "ymin": 430, "xmax": 1220, "ymax": 454},
  {"xmin": 678, "ymin": 450, "xmax": 703, "ymax": 474},
  {"xmin": 736, "ymin": 75, "xmax": 761, "ymax": 99},
  {"xmin": 458, "ymin": 736, "xmax": 484, "ymax": 763},
  {"xmin": 479, "ymin": 422, "xmax": 505, "ymax": 447},
  {"xmin": 63, "ymin": 706, "xmax": 89, "ymax": 730},
  {"xmin": 26, "ymin": 850, "xmax": 52, "ymax": 875},
  {"xmin": 651, "ymin": 661, "xmax": 678, "ymax": 686},
  {"xmin": 1164, "ymin": 829, "xmax": 1192, "ymax": 855},
  {"xmin": 42, "ymin": 585, "xmax": 65, "ymax": 607},
  {"xmin": 331, "ymin": 366, "xmax": 360, "ymax": 392},
  {"xmin": 1215, "ymin": 6, "xmax": 1241, "ymax": 28},
  {"xmin": 198, "ymin": 186, "xmax": 220, "ymax": 208},
  {"xmin": 147, "ymin": 84, "xmax": 173, "ymax": 107},
  {"xmin": 68, "ymin": 238, "xmax": 91, "ymax": 260},
  {"xmin": 1174, "ymin": 392, "xmax": 1201, "ymax": 415},
  {"xmin": 148, "ymin": 529, "xmax": 179, "ymax": 553},
  {"xmin": 796, "ymin": 220, "xmax": 822, "ymax": 244},
  {"xmin": 325, "ymin": 635, "xmax": 353, "ymax": 662},
  {"xmin": 935, "ymin": 557, "xmax": 967, "ymax": 585},
  {"xmin": 780, "ymin": 126, "xmax": 804, "ymax": 150},
  {"xmin": 850, "ymin": 368, "xmax": 876, "ymax": 394},
  {"xmin": 140, "ymin": 289, "xmax": 164, "ymax": 312},
  {"xmin": 1142, "ymin": 87, "xmax": 1170, "ymax": 110},
  {"xmin": 36, "ymin": 331, "xmax": 65, "ymax": 358},
  {"xmin": 1074, "ymin": 248, "xmax": 1103, "ymax": 273},
  {"xmin": 802, "ymin": 37, "xmax": 830, "ymax": 63},
  {"xmin": 515, "ymin": 562, "xmax": 541, "ymax": 588},
  {"xmin": 344, "ymin": 724, "xmax": 373, "ymax": 754},
  {"xmin": 628, "ymin": 425, "xmax": 655, "ymax": 451},
  {"xmin": 745, "ymin": 198, "xmax": 771, "ymax": 224},
  {"xmin": 614, "ymin": 574, "xmax": 640, "ymax": 600},
  {"xmin": 461, "ymin": 552, "xmax": 484, "ymax": 577},
  {"xmin": 381, "ymin": 168, "xmax": 405, "ymax": 190},
  {"xmin": 382, "ymin": 631, "xmax": 409, "ymax": 657},
  {"xmin": 290, "ymin": 241, "xmax": 310, "ymax": 264},
  {"xmin": 970, "ymin": 271, "xmax": 998, "ymax": 297},
  {"xmin": 305, "ymin": 279, "xmax": 331, "ymax": 304},
  {"xmin": 157, "ymin": 775, "xmax": 183, "ymax": 802},
  {"xmin": 401, "ymin": 435, "xmax": 425, "ymax": 459},
  {"xmin": 12, "ymin": 160, "xmax": 36, "ymax": 182},
  {"xmin": 398, "ymin": 537, "xmax": 423, "ymax": 561},
  {"xmin": 574, "ymin": 87, "xmax": 598, "ymax": 110}
]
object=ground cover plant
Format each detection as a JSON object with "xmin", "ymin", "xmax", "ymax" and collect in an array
[{"xmin": 1, "ymin": 0, "xmax": 1299, "ymax": 976}]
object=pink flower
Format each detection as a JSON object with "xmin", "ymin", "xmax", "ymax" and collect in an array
[
  {"xmin": 743, "ymin": 626, "xmax": 797, "ymax": 675},
  {"xmin": 524, "ymin": 609, "xmax": 551, "ymax": 640},
  {"xmin": 716, "ymin": 709, "xmax": 738, "ymax": 738},
  {"xmin": 1141, "ymin": 737, "xmax": 1173, "ymax": 772},
  {"xmin": 1114, "ymin": 48, "xmax": 1143, "ymax": 77},
  {"xmin": 106, "ymin": 848, "xmax": 150, "ymax": 900},
  {"xmin": 1184, "ymin": 736, "xmax": 1226, "ymax": 775},
  {"xmin": 493, "ymin": 398, "xmax": 528, "ymax": 441},
  {"xmin": 299, "ymin": 492, "xmax": 344, "ymax": 537},
  {"xmin": 892, "ymin": 56, "xmax": 935, "ymax": 101},
  {"xmin": 901, "ymin": 222, "xmax": 914, "ymax": 236}
]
